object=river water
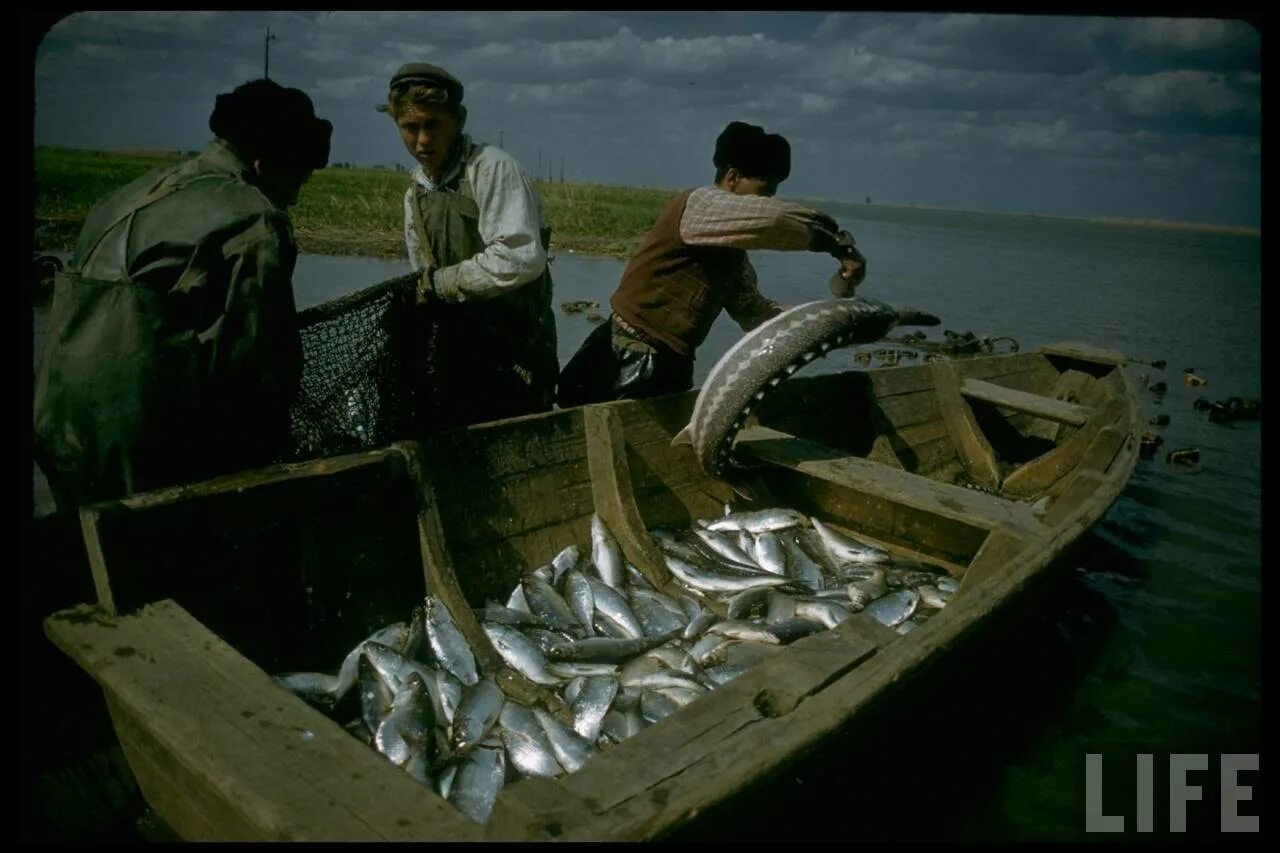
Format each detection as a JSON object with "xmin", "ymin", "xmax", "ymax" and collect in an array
[{"xmin": 28, "ymin": 202, "xmax": 1260, "ymax": 839}]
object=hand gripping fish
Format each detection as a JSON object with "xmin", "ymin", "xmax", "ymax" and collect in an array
[{"xmin": 673, "ymin": 297, "xmax": 940, "ymax": 477}]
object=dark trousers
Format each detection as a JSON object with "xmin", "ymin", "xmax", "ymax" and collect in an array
[{"xmin": 556, "ymin": 315, "xmax": 694, "ymax": 408}]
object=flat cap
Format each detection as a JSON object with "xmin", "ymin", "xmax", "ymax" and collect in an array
[{"xmin": 389, "ymin": 62, "xmax": 464, "ymax": 104}]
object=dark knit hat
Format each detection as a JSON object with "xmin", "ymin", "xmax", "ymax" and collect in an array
[
  {"xmin": 713, "ymin": 121, "xmax": 791, "ymax": 183},
  {"xmin": 389, "ymin": 62, "xmax": 464, "ymax": 105},
  {"xmin": 209, "ymin": 79, "xmax": 332, "ymax": 170}
]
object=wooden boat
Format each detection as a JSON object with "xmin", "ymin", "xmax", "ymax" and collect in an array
[{"xmin": 42, "ymin": 340, "xmax": 1140, "ymax": 841}]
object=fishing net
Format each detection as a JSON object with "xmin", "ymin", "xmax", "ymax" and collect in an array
[{"xmin": 286, "ymin": 273, "xmax": 426, "ymax": 461}]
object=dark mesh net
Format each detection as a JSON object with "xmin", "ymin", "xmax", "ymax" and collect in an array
[{"xmin": 286, "ymin": 273, "xmax": 424, "ymax": 461}]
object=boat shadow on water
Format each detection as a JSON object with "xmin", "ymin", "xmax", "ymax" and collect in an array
[{"xmin": 667, "ymin": 530, "xmax": 1126, "ymax": 842}]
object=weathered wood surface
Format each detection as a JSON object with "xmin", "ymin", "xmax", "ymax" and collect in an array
[
  {"xmin": 552, "ymin": 611, "xmax": 887, "ymax": 838},
  {"xmin": 395, "ymin": 444, "xmax": 548, "ymax": 709},
  {"xmin": 1024, "ymin": 369, "xmax": 1098, "ymax": 442},
  {"xmin": 1037, "ymin": 341, "xmax": 1130, "ymax": 366},
  {"xmin": 734, "ymin": 426, "xmax": 1046, "ymax": 539},
  {"xmin": 960, "ymin": 378, "xmax": 1093, "ymax": 426},
  {"xmin": 932, "ymin": 360, "xmax": 1002, "ymax": 490},
  {"xmin": 78, "ymin": 507, "xmax": 117, "ymax": 616},
  {"xmin": 44, "ymin": 601, "xmax": 482, "ymax": 842},
  {"xmin": 584, "ymin": 405, "xmax": 673, "ymax": 588},
  {"xmin": 1000, "ymin": 397, "xmax": 1126, "ymax": 498}
]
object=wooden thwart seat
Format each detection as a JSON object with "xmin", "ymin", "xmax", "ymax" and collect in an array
[
  {"xmin": 960, "ymin": 378, "xmax": 1093, "ymax": 426},
  {"xmin": 733, "ymin": 426, "xmax": 1046, "ymax": 538}
]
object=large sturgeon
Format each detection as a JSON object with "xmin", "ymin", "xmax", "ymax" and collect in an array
[{"xmin": 673, "ymin": 296, "xmax": 940, "ymax": 476}]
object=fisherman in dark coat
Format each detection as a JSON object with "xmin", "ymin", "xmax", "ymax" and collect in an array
[
  {"xmin": 33, "ymin": 79, "xmax": 333, "ymax": 510},
  {"xmin": 556, "ymin": 120, "xmax": 867, "ymax": 408},
  {"xmin": 381, "ymin": 62, "xmax": 559, "ymax": 431}
]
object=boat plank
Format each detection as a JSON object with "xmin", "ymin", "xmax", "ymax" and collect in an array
[
  {"xmin": 557, "ymin": 614, "xmax": 883, "ymax": 816},
  {"xmin": 584, "ymin": 406, "xmax": 672, "ymax": 588},
  {"xmin": 1000, "ymin": 398, "xmax": 1125, "ymax": 497},
  {"xmin": 735, "ymin": 426, "xmax": 1045, "ymax": 538},
  {"xmin": 961, "ymin": 378, "xmax": 1093, "ymax": 426},
  {"xmin": 933, "ymin": 361, "xmax": 1002, "ymax": 490},
  {"xmin": 43, "ymin": 601, "xmax": 480, "ymax": 841},
  {"xmin": 1038, "ymin": 341, "xmax": 1129, "ymax": 366},
  {"xmin": 866, "ymin": 352, "xmax": 1047, "ymax": 399}
]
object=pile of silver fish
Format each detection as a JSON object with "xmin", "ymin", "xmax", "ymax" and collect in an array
[{"xmin": 273, "ymin": 508, "xmax": 957, "ymax": 824}]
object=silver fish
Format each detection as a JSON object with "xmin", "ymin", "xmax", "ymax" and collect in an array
[
  {"xmin": 329, "ymin": 621, "xmax": 410, "ymax": 702},
  {"xmin": 562, "ymin": 569, "xmax": 598, "ymax": 637},
  {"xmin": 627, "ymin": 588, "xmax": 690, "ymax": 637},
  {"xmin": 590, "ymin": 514, "xmax": 626, "ymax": 592},
  {"xmin": 726, "ymin": 587, "xmax": 773, "ymax": 621},
  {"xmin": 586, "ymin": 577, "xmax": 646, "ymax": 640},
  {"xmin": 700, "ymin": 665, "xmax": 750, "ymax": 687},
  {"xmin": 449, "ymin": 744, "xmax": 506, "ymax": 824},
  {"xmin": 865, "ymin": 588, "xmax": 921, "ymax": 628},
  {"xmin": 375, "ymin": 672, "xmax": 435, "ymax": 767},
  {"xmin": 499, "ymin": 702, "xmax": 563, "ymax": 779},
  {"xmin": 640, "ymin": 690, "xmax": 680, "ymax": 724},
  {"xmin": 707, "ymin": 619, "xmax": 784, "ymax": 645},
  {"xmin": 750, "ymin": 531, "xmax": 790, "ymax": 576},
  {"xmin": 547, "ymin": 631, "xmax": 680, "ymax": 665},
  {"xmin": 547, "ymin": 661, "xmax": 620, "ymax": 679},
  {"xmin": 692, "ymin": 525, "xmax": 758, "ymax": 566},
  {"xmin": 600, "ymin": 706, "xmax": 648, "ymax": 743},
  {"xmin": 451, "ymin": 679, "xmax": 505, "ymax": 755},
  {"xmin": 622, "ymin": 670, "xmax": 707, "ymax": 692},
  {"xmin": 625, "ymin": 563, "xmax": 657, "ymax": 592},
  {"xmin": 672, "ymin": 298, "xmax": 939, "ymax": 476},
  {"xmin": 425, "ymin": 597, "xmax": 480, "ymax": 687},
  {"xmin": 563, "ymin": 675, "xmax": 586, "ymax": 707},
  {"xmin": 811, "ymin": 518, "xmax": 892, "ymax": 565},
  {"xmin": 522, "ymin": 575, "xmax": 587, "ymax": 638},
  {"xmin": 571, "ymin": 676, "xmax": 620, "ymax": 742},
  {"xmin": 273, "ymin": 671, "xmax": 342, "ymax": 704},
  {"xmin": 506, "ymin": 583, "xmax": 532, "ymax": 614},
  {"xmin": 358, "ymin": 654, "xmax": 395, "ymax": 737},
  {"xmin": 847, "ymin": 567, "xmax": 888, "ymax": 609},
  {"xmin": 435, "ymin": 762, "xmax": 458, "ymax": 800},
  {"xmin": 781, "ymin": 535, "xmax": 827, "ymax": 592},
  {"xmin": 917, "ymin": 584, "xmax": 951, "ymax": 609},
  {"xmin": 473, "ymin": 604, "xmax": 553, "ymax": 631},
  {"xmin": 794, "ymin": 599, "xmax": 854, "ymax": 629},
  {"xmin": 662, "ymin": 552, "xmax": 793, "ymax": 594},
  {"xmin": 550, "ymin": 544, "xmax": 583, "ymax": 586},
  {"xmin": 936, "ymin": 576, "xmax": 960, "ymax": 594},
  {"xmin": 682, "ymin": 607, "xmax": 720, "ymax": 641},
  {"xmin": 654, "ymin": 685, "xmax": 708, "ymax": 706},
  {"xmin": 532, "ymin": 707, "xmax": 595, "ymax": 774},
  {"xmin": 704, "ymin": 508, "xmax": 809, "ymax": 535},
  {"xmin": 481, "ymin": 623, "xmax": 561, "ymax": 685}
]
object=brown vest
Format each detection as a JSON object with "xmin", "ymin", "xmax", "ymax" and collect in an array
[{"xmin": 610, "ymin": 189, "xmax": 746, "ymax": 357}]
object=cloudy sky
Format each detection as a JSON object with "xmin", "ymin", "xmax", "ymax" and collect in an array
[{"xmin": 32, "ymin": 11, "xmax": 1261, "ymax": 227}]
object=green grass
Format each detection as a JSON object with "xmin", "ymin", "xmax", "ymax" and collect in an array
[{"xmin": 34, "ymin": 146, "xmax": 677, "ymax": 260}]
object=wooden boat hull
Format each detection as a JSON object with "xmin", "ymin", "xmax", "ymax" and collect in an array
[{"xmin": 42, "ymin": 341, "xmax": 1141, "ymax": 840}]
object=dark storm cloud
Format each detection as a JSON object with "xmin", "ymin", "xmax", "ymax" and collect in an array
[{"xmin": 32, "ymin": 11, "xmax": 1260, "ymax": 227}]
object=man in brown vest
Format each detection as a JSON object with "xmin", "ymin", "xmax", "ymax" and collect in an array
[
  {"xmin": 381, "ymin": 62, "xmax": 559, "ymax": 431},
  {"xmin": 557, "ymin": 121, "xmax": 866, "ymax": 408}
]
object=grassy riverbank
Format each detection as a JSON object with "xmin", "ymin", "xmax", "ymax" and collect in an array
[{"xmin": 34, "ymin": 147, "xmax": 675, "ymax": 260}]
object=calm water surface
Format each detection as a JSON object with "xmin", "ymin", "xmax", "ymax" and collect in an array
[{"xmin": 29, "ymin": 205, "xmax": 1260, "ymax": 840}]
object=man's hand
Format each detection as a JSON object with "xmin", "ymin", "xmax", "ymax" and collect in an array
[
  {"xmin": 828, "ymin": 232, "xmax": 867, "ymax": 297},
  {"xmin": 414, "ymin": 267, "xmax": 438, "ymax": 305}
]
